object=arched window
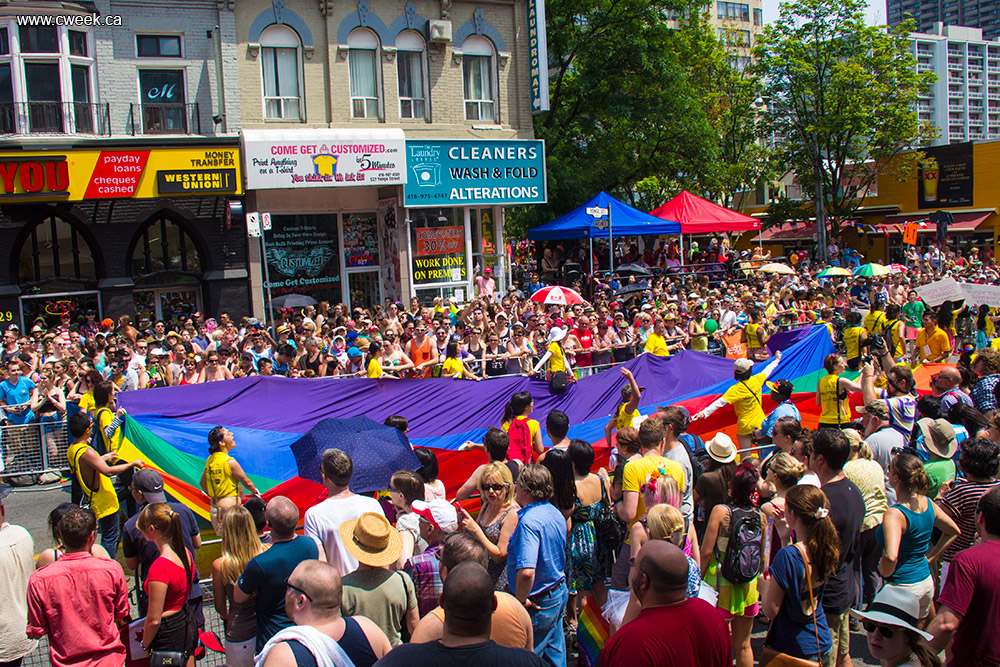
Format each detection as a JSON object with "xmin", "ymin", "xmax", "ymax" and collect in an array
[
  {"xmin": 462, "ymin": 36, "xmax": 495, "ymax": 122},
  {"xmin": 396, "ymin": 30, "xmax": 425, "ymax": 119},
  {"xmin": 260, "ymin": 24, "xmax": 302, "ymax": 120},
  {"xmin": 17, "ymin": 214, "xmax": 97, "ymax": 287},
  {"xmin": 131, "ymin": 216, "xmax": 201, "ymax": 282},
  {"xmin": 348, "ymin": 28, "xmax": 380, "ymax": 119}
]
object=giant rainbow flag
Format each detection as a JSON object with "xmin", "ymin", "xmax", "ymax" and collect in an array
[{"xmin": 114, "ymin": 325, "xmax": 942, "ymax": 520}]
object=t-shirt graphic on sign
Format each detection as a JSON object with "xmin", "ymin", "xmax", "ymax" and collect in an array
[{"xmin": 313, "ymin": 155, "xmax": 337, "ymax": 177}]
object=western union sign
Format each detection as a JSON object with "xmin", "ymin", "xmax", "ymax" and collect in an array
[{"xmin": 157, "ymin": 169, "xmax": 238, "ymax": 194}]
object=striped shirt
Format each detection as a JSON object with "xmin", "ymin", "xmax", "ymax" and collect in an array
[
  {"xmin": 940, "ymin": 478, "xmax": 1000, "ymax": 561},
  {"xmin": 879, "ymin": 390, "xmax": 917, "ymax": 438}
]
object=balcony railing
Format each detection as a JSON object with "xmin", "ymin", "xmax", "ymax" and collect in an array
[
  {"xmin": 127, "ymin": 102, "xmax": 200, "ymax": 136},
  {"xmin": 0, "ymin": 101, "xmax": 110, "ymax": 136}
]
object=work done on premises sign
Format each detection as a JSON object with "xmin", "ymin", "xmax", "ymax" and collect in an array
[{"xmin": 404, "ymin": 140, "xmax": 547, "ymax": 207}]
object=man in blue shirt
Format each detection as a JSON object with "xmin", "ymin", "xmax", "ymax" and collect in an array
[
  {"xmin": 0, "ymin": 358, "xmax": 35, "ymax": 425},
  {"xmin": 754, "ymin": 379, "xmax": 802, "ymax": 455},
  {"xmin": 235, "ymin": 495, "xmax": 319, "ymax": 651},
  {"xmin": 508, "ymin": 464, "xmax": 568, "ymax": 666}
]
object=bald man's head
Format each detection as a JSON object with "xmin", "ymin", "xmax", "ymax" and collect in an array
[
  {"xmin": 441, "ymin": 562, "xmax": 495, "ymax": 638},
  {"xmin": 265, "ymin": 495, "xmax": 299, "ymax": 539},
  {"xmin": 290, "ymin": 560, "xmax": 342, "ymax": 611},
  {"xmin": 932, "ymin": 367, "xmax": 962, "ymax": 394},
  {"xmin": 631, "ymin": 540, "xmax": 689, "ymax": 604}
]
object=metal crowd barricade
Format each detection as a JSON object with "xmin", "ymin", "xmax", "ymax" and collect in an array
[{"xmin": 0, "ymin": 420, "xmax": 69, "ymax": 482}]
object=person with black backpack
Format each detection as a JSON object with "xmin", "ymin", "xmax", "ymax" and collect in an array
[{"xmin": 699, "ymin": 461, "xmax": 766, "ymax": 667}]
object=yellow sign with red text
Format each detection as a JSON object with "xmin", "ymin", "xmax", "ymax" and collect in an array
[{"xmin": 0, "ymin": 147, "xmax": 241, "ymax": 203}]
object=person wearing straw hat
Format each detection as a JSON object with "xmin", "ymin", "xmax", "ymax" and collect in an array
[
  {"xmin": 256, "ymin": 559, "xmax": 390, "ymax": 667},
  {"xmin": 340, "ymin": 512, "xmax": 418, "ymax": 648},
  {"xmin": 916, "ymin": 418, "xmax": 957, "ymax": 499},
  {"xmin": 850, "ymin": 586, "xmax": 941, "ymax": 667}
]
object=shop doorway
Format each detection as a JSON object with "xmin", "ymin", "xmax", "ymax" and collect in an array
[
  {"xmin": 347, "ymin": 270, "xmax": 381, "ymax": 313},
  {"xmin": 19, "ymin": 291, "xmax": 102, "ymax": 330},
  {"xmin": 133, "ymin": 286, "xmax": 202, "ymax": 328}
]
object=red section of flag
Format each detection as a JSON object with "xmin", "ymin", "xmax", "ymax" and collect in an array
[{"xmin": 84, "ymin": 151, "xmax": 150, "ymax": 199}]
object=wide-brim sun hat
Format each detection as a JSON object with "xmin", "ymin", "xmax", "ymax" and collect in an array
[
  {"xmin": 849, "ymin": 584, "xmax": 933, "ymax": 641},
  {"xmin": 339, "ymin": 512, "xmax": 402, "ymax": 568},
  {"xmin": 547, "ymin": 327, "xmax": 568, "ymax": 343},
  {"xmin": 705, "ymin": 433, "xmax": 737, "ymax": 463}
]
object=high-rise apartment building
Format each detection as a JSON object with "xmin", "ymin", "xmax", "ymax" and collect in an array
[
  {"xmin": 909, "ymin": 24, "xmax": 1000, "ymax": 145},
  {"xmin": 890, "ymin": 0, "xmax": 1000, "ymax": 41},
  {"xmin": 712, "ymin": 0, "xmax": 765, "ymax": 69}
]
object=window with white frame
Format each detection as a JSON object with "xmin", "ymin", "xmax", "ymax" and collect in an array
[
  {"xmin": 0, "ymin": 21, "xmax": 96, "ymax": 134},
  {"xmin": 462, "ymin": 36, "xmax": 495, "ymax": 122},
  {"xmin": 260, "ymin": 24, "xmax": 302, "ymax": 120},
  {"xmin": 348, "ymin": 29, "xmax": 380, "ymax": 119},
  {"xmin": 396, "ymin": 30, "xmax": 425, "ymax": 119}
]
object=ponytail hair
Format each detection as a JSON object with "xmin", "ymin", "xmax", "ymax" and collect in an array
[
  {"xmin": 503, "ymin": 391, "xmax": 533, "ymax": 424},
  {"xmin": 905, "ymin": 632, "xmax": 944, "ymax": 667},
  {"xmin": 137, "ymin": 502, "xmax": 191, "ymax": 580},
  {"xmin": 785, "ymin": 485, "xmax": 840, "ymax": 584},
  {"xmin": 891, "ymin": 450, "xmax": 931, "ymax": 496}
]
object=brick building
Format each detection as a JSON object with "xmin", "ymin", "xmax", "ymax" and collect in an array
[
  {"xmin": 235, "ymin": 0, "xmax": 545, "ymax": 312},
  {"xmin": 0, "ymin": 0, "xmax": 249, "ymax": 328}
]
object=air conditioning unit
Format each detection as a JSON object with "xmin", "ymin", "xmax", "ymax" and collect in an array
[{"xmin": 427, "ymin": 20, "xmax": 452, "ymax": 43}]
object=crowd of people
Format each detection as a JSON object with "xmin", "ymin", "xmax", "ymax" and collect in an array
[{"xmin": 2, "ymin": 237, "xmax": 1000, "ymax": 667}]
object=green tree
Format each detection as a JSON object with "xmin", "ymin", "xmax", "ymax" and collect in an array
[
  {"xmin": 753, "ymin": 0, "xmax": 935, "ymax": 243},
  {"xmin": 506, "ymin": 0, "xmax": 720, "ymax": 238}
]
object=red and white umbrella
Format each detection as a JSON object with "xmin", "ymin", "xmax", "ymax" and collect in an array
[
  {"xmin": 888, "ymin": 263, "xmax": 908, "ymax": 274},
  {"xmin": 529, "ymin": 286, "xmax": 586, "ymax": 306}
]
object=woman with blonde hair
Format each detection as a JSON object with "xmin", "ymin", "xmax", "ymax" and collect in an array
[
  {"xmin": 843, "ymin": 428, "xmax": 889, "ymax": 609},
  {"xmin": 211, "ymin": 506, "xmax": 266, "ymax": 666},
  {"xmin": 761, "ymin": 453, "xmax": 807, "ymax": 573},
  {"xmin": 620, "ymin": 503, "xmax": 702, "ymax": 626},
  {"xmin": 457, "ymin": 462, "xmax": 519, "ymax": 591},
  {"xmin": 761, "ymin": 485, "xmax": 841, "ymax": 663},
  {"xmin": 137, "ymin": 502, "xmax": 198, "ymax": 666}
]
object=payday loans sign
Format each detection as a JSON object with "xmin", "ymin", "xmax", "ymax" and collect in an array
[{"xmin": 403, "ymin": 140, "xmax": 546, "ymax": 207}]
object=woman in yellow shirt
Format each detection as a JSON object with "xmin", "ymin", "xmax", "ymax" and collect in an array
[
  {"xmin": 816, "ymin": 353, "xmax": 862, "ymax": 429},
  {"xmin": 842, "ymin": 310, "xmax": 867, "ymax": 370},
  {"xmin": 441, "ymin": 341, "xmax": 481, "ymax": 381},
  {"xmin": 604, "ymin": 367, "xmax": 643, "ymax": 448},
  {"xmin": 200, "ymin": 426, "xmax": 259, "ymax": 532}
]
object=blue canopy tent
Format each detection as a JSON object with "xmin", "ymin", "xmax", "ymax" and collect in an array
[{"xmin": 526, "ymin": 191, "xmax": 681, "ymax": 274}]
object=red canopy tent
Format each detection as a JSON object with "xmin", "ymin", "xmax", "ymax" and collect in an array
[{"xmin": 650, "ymin": 190, "xmax": 760, "ymax": 233}]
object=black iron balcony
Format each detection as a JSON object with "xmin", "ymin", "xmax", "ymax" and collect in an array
[
  {"xmin": 0, "ymin": 101, "xmax": 110, "ymax": 135},
  {"xmin": 128, "ymin": 102, "xmax": 200, "ymax": 135}
]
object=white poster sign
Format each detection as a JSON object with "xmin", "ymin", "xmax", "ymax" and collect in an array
[
  {"xmin": 247, "ymin": 211, "xmax": 261, "ymax": 238},
  {"xmin": 961, "ymin": 282, "xmax": 1000, "ymax": 307},
  {"xmin": 242, "ymin": 129, "xmax": 406, "ymax": 190},
  {"xmin": 916, "ymin": 277, "xmax": 964, "ymax": 306}
]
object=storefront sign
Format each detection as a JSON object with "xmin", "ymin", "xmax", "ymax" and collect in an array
[
  {"xmin": 157, "ymin": 169, "xmax": 238, "ymax": 194},
  {"xmin": 918, "ymin": 142, "xmax": 973, "ymax": 209},
  {"xmin": 404, "ymin": 140, "xmax": 546, "ymax": 207},
  {"xmin": 265, "ymin": 215, "xmax": 341, "ymax": 300},
  {"xmin": 414, "ymin": 226, "xmax": 464, "ymax": 256},
  {"xmin": 412, "ymin": 254, "xmax": 467, "ymax": 283},
  {"xmin": 527, "ymin": 0, "xmax": 549, "ymax": 113},
  {"xmin": 242, "ymin": 129, "xmax": 406, "ymax": 190},
  {"xmin": 0, "ymin": 147, "xmax": 240, "ymax": 202}
]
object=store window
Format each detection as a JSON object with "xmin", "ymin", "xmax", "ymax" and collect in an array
[
  {"xmin": 17, "ymin": 214, "xmax": 98, "ymax": 290},
  {"xmin": 462, "ymin": 37, "xmax": 495, "ymax": 122},
  {"xmin": 348, "ymin": 28, "xmax": 380, "ymax": 119},
  {"xmin": 136, "ymin": 34, "xmax": 182, "ymax": 58},
  {"xmin": 396, "ymin": 31, "xmax": 426, "ymax": 120},
  {"xmin": 139, "ymin": 69, "xmax": 186, "ymax": 133},
  {"xmin": 410, "ymin": 208, "xmax": 468, "ymax": 305},
  {"xmin": 130, "ymin": 216, "xmax": 201, "ymax": 278},
  {"xmin": 260, "ymin": 24, "xmax": 302, "ymax": 120},
  {"xmin": 0, "ymin": 21, "xmax": 96, "ymax": 135}
]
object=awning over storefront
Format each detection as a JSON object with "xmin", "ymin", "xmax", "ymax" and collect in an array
[
  {"xmin": 755, "ymin": 221, "xmax": 816, "ymax": 242},
  {"xmin": 872, "ymin": 210, "xmax": 994, "ymax": 234}
]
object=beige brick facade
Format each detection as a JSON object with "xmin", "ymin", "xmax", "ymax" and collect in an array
[{"xmin": 235, "ymin": 0, "xmax": 536, "ymax": 140}]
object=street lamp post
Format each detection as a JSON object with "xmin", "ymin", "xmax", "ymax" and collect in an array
[{"xmin": 813, "ymin": 134, "xmax": 828, "ymax": 263}]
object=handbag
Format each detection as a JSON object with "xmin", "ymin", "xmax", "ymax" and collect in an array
[
  {"xmin": 149, "ymin": 651, "xmax": 184, "ymax": 667},
  {"xmin": 759, "ymin": 543, "xmax": 823, "ymax": 667},
  {"xmin": 594, "ymin": 483, "xmax": 625, "ymax": 559}
]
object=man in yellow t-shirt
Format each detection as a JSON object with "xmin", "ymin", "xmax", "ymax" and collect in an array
[
  {"xmin": 617, "ymin": 418, "xmax": 685, "ymax": 543},
  {"xmin": 913, "ymin": 311, "xmax": 951, "ymax": 365},
  {"xmin": 691, "ymin": 351, "xmax": 783, "ymax": 449},
  {"xmin": 643, "ymin": 318, "xmax": 680, "ymax": 357}
]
